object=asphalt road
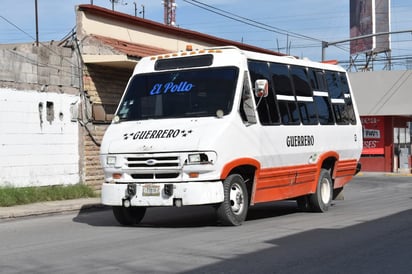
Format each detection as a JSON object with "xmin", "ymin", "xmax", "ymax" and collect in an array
[{"xmin": 0, "ymin": 174, "xmax": 411, "ymax": 274}]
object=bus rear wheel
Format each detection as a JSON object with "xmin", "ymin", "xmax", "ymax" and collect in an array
[
  {"xmin": 310, "ymin": 169, "xmax": 333, "ymax": 212},
  {"xmin": 112, "ymin": 206, "xmax": 146, "ymax": 226},
  {"xmin": 216, "ymin": 174, "xmax": 249, "ymax": 226}
]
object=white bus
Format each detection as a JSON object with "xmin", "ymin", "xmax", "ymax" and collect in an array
[{"xmin": 100, "ymin": 46, "xmax": 363, "ymax": 226}]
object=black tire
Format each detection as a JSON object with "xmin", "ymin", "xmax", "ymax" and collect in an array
[
  {"xmin": 296, "ymin": 195, "xmax": 312, "ymax": 212},
  {"xmin": 309, "ymin": 169, "xmax": 333, "ymax": 212},
  {"xmin": 216, "ymin": 174, "xmax": 249, "ymax": 226},
  {"xmin": 112, "ymin": 206, "xmax": 146, "ymax": 226}
]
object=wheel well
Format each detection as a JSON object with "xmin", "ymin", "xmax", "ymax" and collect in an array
[
  {"xmin": 321, "ymin": 157, "xmax": 337, "ymax": 182},
  {"xmin": 229, "ymin": 165, "xmax": 256, "ymax": 205}
]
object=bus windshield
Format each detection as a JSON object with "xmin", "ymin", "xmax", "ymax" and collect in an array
[{"xmin": 116, "ymin": 67, "xmax": 239, "ymax": 121}]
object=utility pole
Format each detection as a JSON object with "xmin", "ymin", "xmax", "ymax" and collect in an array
[
  {"xmin": 35, "ymin": 0, "xmax": 39, "ymax": 46},
  {"xmin": 140, "ymin": 5, "xmax": 145, "ymax": 18}
]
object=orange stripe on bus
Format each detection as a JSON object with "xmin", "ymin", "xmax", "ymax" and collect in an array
[
  {"xmin": 221, "ymin": 155, "xmax": 358, "ymax": 205},
  {"xmin": 333, "ymin": 159, "xmax": 358, "ymax": 188},
  {"xmin": 220, "ymin": 158, "xmax": 260, "ymax": 179},
  {"xmin": 335, "ymin": 159, "xmax": 358, "ymax": 177},
  {"xmin": 253, "ymin": 158, "xmax": 358, "ymax": 204},
  {"xmin": 253, "ymin": 164, "xmax": 317, "ymax": 204}
]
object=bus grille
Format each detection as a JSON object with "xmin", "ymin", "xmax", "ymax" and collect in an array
[
  {"xmin": 126, "ymin": 156, "xmax": 180, "ymax": 168},
  {"xmin": 125, "ymin": 155, "xmax": 181, "ymax": 180}
]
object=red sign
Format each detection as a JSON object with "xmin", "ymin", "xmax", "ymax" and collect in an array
[{"xmin": 361, "ymin": 116, "xmax": 384, "ymax": 155}]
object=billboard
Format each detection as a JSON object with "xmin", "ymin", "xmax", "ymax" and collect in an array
[
  {"xmin": 350, "ymin": 0, "xmax": 390, "ymax": 55},
  {"xmin": 374, "ymin": 0, "xmax": 390, "ymax": 53}
]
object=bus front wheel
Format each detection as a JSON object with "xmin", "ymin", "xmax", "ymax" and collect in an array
[{"xmin": 216, "ymin": 174, "xmax": 249, "ymax": 226}]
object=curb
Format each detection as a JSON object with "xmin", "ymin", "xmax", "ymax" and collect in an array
[
  {"xmin": 356, "ymin": 172, "xmax": 412, "ymax": 177},
  {"xmin": 0, "ymin": 197, "xmax": 103, "ymax": 220}
]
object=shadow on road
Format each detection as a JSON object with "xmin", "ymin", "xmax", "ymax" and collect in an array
[
  {"xmin": 181, "ymin": 209, "xmax": 412, "ymax": 274},
  {"xmin": 72, "ymin": 201, "xmax": 301, "ymax": 228}
]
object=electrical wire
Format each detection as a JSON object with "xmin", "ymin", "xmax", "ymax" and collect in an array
[
  {"xmin": 0, "ymin": 15, "xmax": 35, "ymax": 40},
  {"xmin": 0, "ymin": 14, "xmax": 81, "ymax": 78},
  {"xmin": 182, "ymin": 0, "xmax": 322, "ymax": 42}
]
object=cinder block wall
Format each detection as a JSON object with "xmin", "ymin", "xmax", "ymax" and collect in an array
[{"xmin": 0, "ymin": 44, "xmax": 81, "ymax": 187}]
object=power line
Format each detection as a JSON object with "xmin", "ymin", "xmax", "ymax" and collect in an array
[
  {"xmin": 0, "ymin": 14, "xmax": 81, "ymax": 78},
  {"xmin": 0, "ymin": 14, "xmax": 36, "ymax": 42},
  {"xmin": 182, "ymin": 0, "xmax": 322, "ymax": 43}
]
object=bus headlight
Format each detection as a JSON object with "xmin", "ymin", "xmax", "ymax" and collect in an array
[
  {"xmin": 187, "ymin": 152, "xmax": 215, "ymax": 165},
  {"xmin": 106, "ymin": 156, "xmax": 117, "ymax": 166}
]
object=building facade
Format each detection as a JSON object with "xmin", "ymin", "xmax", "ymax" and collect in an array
[{"xmin": 349, "ymin": 70, "xmax": 412, "ymax": 173}]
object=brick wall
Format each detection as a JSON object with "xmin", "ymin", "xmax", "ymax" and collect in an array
[
  {"xmin": 83, "ymin": 124, "xmax": 108, "ymax": 189},
  {"xmin": 82, "ymin": 64, "xmax": 132, "ymax": 188}
]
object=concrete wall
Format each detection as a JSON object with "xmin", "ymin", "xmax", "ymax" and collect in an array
[
  {"xmin": 0, "ymin": 44, "xmax": 80, "ymax": 93},
  {"xmin": 0, "ymin": 44, "xmax": 82, "ymax": 187},
  {"xmin": 0, "ymin": 88, "xmax": 80, "ymax": 187}
]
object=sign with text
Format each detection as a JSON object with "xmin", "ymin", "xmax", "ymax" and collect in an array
[{"xmin": 361, "ymin": 116, "xmax": 385, "ymax": 154}]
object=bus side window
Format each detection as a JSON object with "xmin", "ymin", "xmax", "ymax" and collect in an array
[
  {"xmin": 310, "ymin": 69, "xmax": 335, "ymax": 125},
  {"xmin": 270, "ymin": 63, "xmax": 300, "ymax": 125},
  {"xmin": 326, "ymin": 71, "xmax": 356, "ymax": 125},
  {"xmin": 291, "ymin": 66, "xmax": 318, "ymax": 125},
  {"xmin": 340, "ymin": 73, "xmax": 357, "ymax": 124},
  {"xmin": 248, "ymin": 60, "xmax": 280, "ymax": 125},
  {"xmin": 240, "ymin": 72, "xmax": 257, "ymax": 124}
]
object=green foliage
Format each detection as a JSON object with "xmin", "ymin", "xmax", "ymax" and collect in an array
[{"xmin": 0, "ymin": 184, "xmax": 97, "ymax": 207}]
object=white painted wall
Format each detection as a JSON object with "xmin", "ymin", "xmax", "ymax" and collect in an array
[{"xmin": 0, "ymin": 88, "xmax": 80, "ymax": 187}]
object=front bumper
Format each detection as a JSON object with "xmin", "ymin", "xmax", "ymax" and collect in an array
[{"xmin": 101, "ymin": 181, "xmax": 224, "ymax": 207}]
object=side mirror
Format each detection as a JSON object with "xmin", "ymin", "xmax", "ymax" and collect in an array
[{"xmin": 254, "ymin": 79, "xmax": 269, "ymax": 98}]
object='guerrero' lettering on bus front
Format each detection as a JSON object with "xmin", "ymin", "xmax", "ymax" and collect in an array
[{"xmin": 100, "ymin": 46, "xmax": 363, "ymax": 226}]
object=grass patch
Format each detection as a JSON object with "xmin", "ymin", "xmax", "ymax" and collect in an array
[{"xmin": 0, "ymin": 184, "xmax": 97, "ymax": 207}]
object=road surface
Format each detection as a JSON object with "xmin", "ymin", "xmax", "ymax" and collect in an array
[{"xmin": 0, "ymin": 174, "xmax": 411, "ymax": 273}]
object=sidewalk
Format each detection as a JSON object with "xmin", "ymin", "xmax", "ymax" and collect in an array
[
  {"xmin": 0, "ymin": 197, "xmax": 103, "ymax": 220},
  {"xmin": 357, "ymin": 171, "xmax": 412, "ymax": 177}
]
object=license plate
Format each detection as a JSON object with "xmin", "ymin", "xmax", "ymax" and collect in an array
[{"xmin": 142, "ymin": 184, "xmax": 160, "ymax": 196}]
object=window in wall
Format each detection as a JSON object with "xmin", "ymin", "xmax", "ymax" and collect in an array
[
  {"xmin": 248, "ymin": 60, "xmax": 280, "ymax": 125},
  {"xmin": 270, "ymin": 63, "xmax": 300, "ymax": 125}
]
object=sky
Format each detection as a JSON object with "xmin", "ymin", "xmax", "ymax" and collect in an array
[{"xmin": 1, "ymin": 0, "xmax": 412, "ymax": 69}]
